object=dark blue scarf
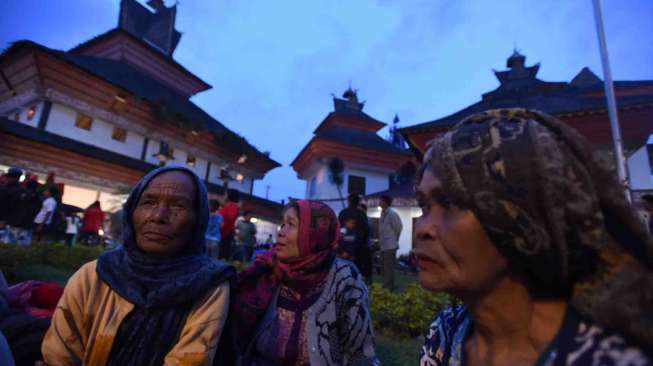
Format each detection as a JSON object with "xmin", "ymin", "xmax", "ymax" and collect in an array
[{"xmin": 96, "ymin": 166, "xmax": 234, "ymax": 366}]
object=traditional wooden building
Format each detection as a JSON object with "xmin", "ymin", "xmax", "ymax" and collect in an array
[
  {"xmin": 291, "ymin": 88, "xmax": 418, "ymax": 254},
  {"xmin": 400, "ymin": 51, "xmax": 653, "ymax": 196},
  {"xmin": 292, "ymin": 88, "xmax": 413, "ymax": 210},
  {"xmin": 0, "ymin": 0, "xmax": 283, "ymax": 231}
]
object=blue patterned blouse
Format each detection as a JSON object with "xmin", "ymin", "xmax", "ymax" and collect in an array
[{"xmin": 420, "ymin": 305, "xmax": 651, "ymax": 366}]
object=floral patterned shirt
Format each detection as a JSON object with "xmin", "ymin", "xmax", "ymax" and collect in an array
[{"xmin": 420, "ymin": 305, "xmax": 651, "ymax": 366}]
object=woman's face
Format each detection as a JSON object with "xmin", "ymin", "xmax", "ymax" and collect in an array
[
  {"xmin": 414, "ymin": 169, "xmax": 508, "ymax": 295},
  {"xmin": 277, "ymin": 207, "xmax": 301, "ymax": 262}
]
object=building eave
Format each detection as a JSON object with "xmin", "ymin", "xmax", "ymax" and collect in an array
[{"xmin": 68, "ymin": 28, "xmax": 212, "ymax": 94}]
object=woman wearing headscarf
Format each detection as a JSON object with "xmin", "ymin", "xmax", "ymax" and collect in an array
[
  {"xmin": 41, "ymin": 166, "xmax": 235, "ymax": 365},
  {"xmin": 415, "ymin": 109, "xmax": 652, "ymax": 365},
  {"xmin": 233, "ymin": 199, "xmax": 378, "ymax": 365}
]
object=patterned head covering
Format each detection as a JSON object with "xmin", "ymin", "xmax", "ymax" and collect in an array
[{"xmin": 422, "ymin": 108, "xmax": 653, "ymax": 346}]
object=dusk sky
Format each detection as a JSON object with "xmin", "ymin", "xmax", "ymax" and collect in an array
[{"xmin": 1, "ymin": 0, "xmax": 652, "ymax": 202}]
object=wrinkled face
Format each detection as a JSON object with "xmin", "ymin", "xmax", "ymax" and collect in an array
[
  {"xmin": 277, "ymin": 207, "xmax": 300, "ymax": 262},
  {"xmin": 414, "ymin": 169, "xmax": 508, "ymax": 295},
  {"xmin": 132, "ymin": 171, "xmax": 197, "ymax": 257}
]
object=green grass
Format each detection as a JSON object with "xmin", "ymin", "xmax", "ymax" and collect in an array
[
  {"xmin": 376, "ymin": 333, "xmax": 422, "ymax": 365},
  {"xmin": 13, "ymin": 264, "xmax": 74, "ymax": 286}
]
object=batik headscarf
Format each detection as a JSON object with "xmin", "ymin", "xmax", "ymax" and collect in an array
[
  {"xmin": 422, "ymin": 108, "xmax": 653, "ymax": 347},
  {"xmin": 232, "ymin": 200, "xmax": 339, "ymax": 349},
  {"xmin": 96, "ymin": 166, "xmax": 235, "ymax": 366}
]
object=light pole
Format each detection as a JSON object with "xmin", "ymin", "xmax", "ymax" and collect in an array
[{"xmin": 592, "ymin": 0, "xmax": 631, "ymax": 202}]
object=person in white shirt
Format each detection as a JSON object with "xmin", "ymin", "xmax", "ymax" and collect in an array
[
  {"xmin": 33, "ymin": 187, "xmax": 57, "ymax": 242},
  {"xmin": 378, "ymin": 195, "xmax": 403, "ymax": 290},
  {"xmin": 65, "ymin": 212, "xmax": 80, "ymax": 246}
]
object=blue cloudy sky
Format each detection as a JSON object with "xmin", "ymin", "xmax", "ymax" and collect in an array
[{"xmin": 1, "ymin": 0, "xmax": 652, "ymax": 202}]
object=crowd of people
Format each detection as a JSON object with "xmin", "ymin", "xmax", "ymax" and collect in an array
[
  {"xmin": 0, "ymin": 169, "xmax": 111, "ymax": 247},
  {"xmin": 0, "ymin": 108, "xmax": 651, "ymax": 365}
]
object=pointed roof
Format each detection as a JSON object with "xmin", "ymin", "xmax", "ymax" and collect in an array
[
  {"xmin": 291, "ymin": 89, "xmax": 412, "ymax": 177},
  {"xmin": 314, "ymin": 88, "xmax": 386, "ymax": 133},
  {"xmin": 570, "ymin": 67, "xmax": 602, "ymax": 87},
  {"xmin": 118, "ymin": 0, "xmax": 181, "ymax": 57},
  {"xmin": 493, "ymin": 50, "xmax": 541, "ymax": 86}
]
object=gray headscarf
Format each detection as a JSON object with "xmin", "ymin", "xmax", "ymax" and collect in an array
[{"xmin": 422, "ymin": 108, "xmax": 653, "ymax": 347}]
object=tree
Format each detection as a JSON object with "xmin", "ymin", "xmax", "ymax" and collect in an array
[{"xmin": 328, "ymin": 157, "xmax": 346, "ymax": 209}]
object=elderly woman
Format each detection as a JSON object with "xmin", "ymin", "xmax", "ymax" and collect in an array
[
  {"xmin": 415, "ymin": 109, "xmax": 652, "ymax": 365},
  {"xmin": 233, "ymin": 199, "xmax": 378, "ymax": 365},
  {"xmin": 41, "ymin": 166, "xmax": 235, "ymax": 365}
]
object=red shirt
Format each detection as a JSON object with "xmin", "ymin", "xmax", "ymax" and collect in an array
[
  {"xmin": 219, "ymin": 202, "xmax": 239, "ymax": 238},
  {"xmin": 82, "ymin": 207, "xmax": 105, "ymax": 233}
]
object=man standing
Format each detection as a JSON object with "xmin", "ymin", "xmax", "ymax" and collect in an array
[
  {"xmin": 0, "ymin": 167, "xmax": 24, "ymax": 243},
  {"xmin": 219, "ymin": 189, "xmax": 240, "ymax": 260},
  {"xmin": 641, "ymin": 194, "xmax": 653, "ymax": 235},
  {"xmin": 236, "ymin": 211, "xmax": 257, "ymax": 261},
  {"xmin": 379, "ymin": 195, "xmax": 402, "ymax": 290},
  {"xmin": 12, "ymin": 180, "xmax": 41, "ymax": 245},
  {"xmin": 33, "ymin": 187, "xmax": 57, "ymax": 243},
  {"xmin": 338, "ymin": 194, "xmax": 372, "ymax": 280},
  {"xmin": 205, "ymin": 200, "xmax": 223, "ymax": 259}
]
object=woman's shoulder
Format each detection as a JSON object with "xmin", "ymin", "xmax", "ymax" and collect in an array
[
  {"xmin": 558, "ymin": 315, "xmax": 652, "ymax": 365},
  {"xmin": 331, "ymin": 257, "xmax": 366, "ymax": 284},
  {"xmin": 420, "ymin": 305, "xmax": 470, "ymax": 365},
  {"xmin": 60, "ymin": 260, "xmax": 103, "ymax": 299},
  {"xmin": 70, "ymin": 260, "xmax": 99, "ymax": 284}
]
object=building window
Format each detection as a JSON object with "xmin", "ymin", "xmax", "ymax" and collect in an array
[
  {"xmin": 348, "ymin": 175, "xmax": 366, "ymax": 196},
  {"xmin": 111, "ymin": 126, "xmax": 127, "ymax": 142},
  {"xmin": 109, "ymin": 95, "xmax": 127, "ymax": 112},
  {"xmin": 75, "ymin": 113, "xmax": 93, "ymax": 130},
  {"xmin": 186, "ymin": 155, "xmax": 196, "ymax": 167},
  {"xmin": 26, "ymin": 105, "xmax": 37, "ymax": 120}
]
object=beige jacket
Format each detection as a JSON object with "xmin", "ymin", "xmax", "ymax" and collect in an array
[
  {"xmin": 42, "ymin": 260, "xmax": 230, "ymax": 366},
  {"xmin": 379, "ymin": 207, "xmax": 402, "ymax": 251}
]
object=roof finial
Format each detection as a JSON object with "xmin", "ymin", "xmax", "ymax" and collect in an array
[{"xmin": 393, "ymin": 113, "xmax": 400, "ymax": 125}]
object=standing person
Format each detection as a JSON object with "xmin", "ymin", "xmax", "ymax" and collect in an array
[
  {"xmin": 64, "ymin": 211, "xmax": 80, "ymax": 246},
  {"xmin": 108, "ymin": 208, "xmax": 123, "ymax": 246},
  {"xmin": 641, "ymin": 194, "xmax": 653, "ymax": 235},
  {"xmin": 236, "ymin": 211, "xmax": 257, "ymax": 261},
  {"xmin": 205, "ymin": 199, "xmax": 223, "ymax": 259},
  {"xmin": 378, "ymin": 195, "xmax": 402, "ymax": 290},
  {"xmin": 33, "ymin": 187, "xmax": 57, "ymax": 243},
  {"xmin": 0, "ymin": 167, "xmax": 24, "ymax": 243},
  {"xmin": 80, "ymin": 201, "xmax": 105, "ymax": 246},
  {"xmin": 232, "ymin": 200, "xmax": 378, "ymax": 365},
  {"xmin": 219, "ymin": 189, "xmax": 240, "ymax": 260},
  {"xmin": 41, "ymin": 166, "xmax": 235, "ymax": 365},
  {"xmin": 11, "ymin": 180, "xmax": 41, "ymax": 245},
  {"xmin": 415, "ymin": 109, "xmax": 652, "ymax": 365},
  {"xmin": 338, "ymin": 194, "xmax": 372, "ymax": 280}
]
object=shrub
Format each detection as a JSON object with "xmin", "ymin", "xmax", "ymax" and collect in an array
[
  {"xmin": 0, "ymin": 243, "xmax": 102, "ymax": 282},
  {"xmin": 369, "ymin": 282, "xmax": 456, "ymax": 338}
]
